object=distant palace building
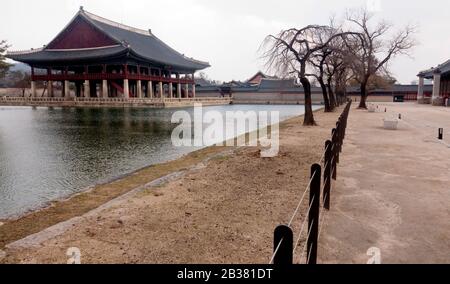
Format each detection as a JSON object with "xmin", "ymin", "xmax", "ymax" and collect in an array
[
  {"xmin": 418, "ymin": 59, "xmax": 450, "ymax": 106},
  {"xmin": 196, "ymin": 71, "xmax": 431, "ymax": 104},
  {"xmin": 246, "ymin": 71, "xmax": 277, "ymax": 86},
  {"xmin": 6, "ymin": 7, "xmax": 209, "ymax": 99}
]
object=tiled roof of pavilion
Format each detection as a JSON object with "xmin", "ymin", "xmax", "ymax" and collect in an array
[
  {"xmin": 7, "ymin": 45, "xmax": 128, "ymax": 63},
  {"xmin": 418, "ymin": 59, "xmax": 450, "ymax": 79},
  {"xmin": 7, "ymin": 8, "xmax": 210, "ymax": 72}
]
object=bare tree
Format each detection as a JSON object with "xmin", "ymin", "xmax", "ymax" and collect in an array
[
  {"xmin": 197, "ymin": 72, "xmax": 221, "ymax": 86},
  {"xmin": 307, "ymin": 44, "xmax": 334, "ymax": 112},
  {"xmin": 324, "ymin": 34, "xmax": 356, "ymax": 106},
  {"xmin": 324, "ymin": 53, "xmax": 342, "ymax": 107},
  {"xmin": 261, "ymin": 26, "xmax": 355, "ymax": 125},
  {"xmin": 11, "ymin": 71, "xmax": 31, "ymax": 97},
  {"xmin": 307, "ymin": 23, "xmax": 353, "ymax": 112},
  {"xmin": 346, "ymin": 8, "xmax": 416, "ymax": 108}
]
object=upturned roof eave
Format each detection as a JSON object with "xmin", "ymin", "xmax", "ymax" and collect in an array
[
  {"xmin": 126, "ymin": 49, "xmax": 209, "ymax": 72},
  {"xmin": 6, "ymin": 46, "xmax": 129, "ymax": 66}
]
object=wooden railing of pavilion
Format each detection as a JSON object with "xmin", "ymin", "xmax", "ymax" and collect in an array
[
  {"xmin": 0, "ymin": 96, "xmax": 232, "ymax": 106},
  {"xmin": 31, "ymin": 73, "xmax": 195, "ymax": 85}
]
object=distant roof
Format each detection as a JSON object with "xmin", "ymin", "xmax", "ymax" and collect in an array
[
  {"xmin": 7, "ymin": 8, "xmax": 209, "ymax": 71},
  {"xmin": 196, "ymin": 85, "xmax": 222, "ymax": 92},
  {"xmin": 246, "ymin": 71, "xmax": 276, "ymax": 84},
  {"xmin": 418, "ymin": 59, "xmax": 450, "ymax": 79},
  {"xmin": 347, "ymin": 84, "xmax": 433, "ymax": 94},
  {"xmin": 228, "ymin": 78, "xmax": 323, "ymax": 94},
  {"xmin": 372, "ymin": 84, "xmax": 433, "ymax": 93},
  {"xmin": 258, "ymin": 78, "xmax": 298, "ymax": 90},
  {"xmin": 233, "ymin": 81, "xmax": 428, "ymax": 95},
  {"xmin": 222, "ymin": 80, "xmax": 253, "ymax": 88},
  {"xmin": 195, "ymin": 78, "xmax": 213, "ymax": 87}
]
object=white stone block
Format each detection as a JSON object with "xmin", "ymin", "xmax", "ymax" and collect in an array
[{"xmin": 383, "ymin": 118, "xmax": 399, "ymax": 130}]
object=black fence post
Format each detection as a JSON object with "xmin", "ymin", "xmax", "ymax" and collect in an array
[
  {"xmin": 324, "ymin": 141, "xmax": 332, "ymax": 211},
  {"xmin": 343, "ymin": 102, "xmax": 351, "ymax": 140},
  {"xmin": 332, "ymin": 129, "xmax": 337, "ymax": 180},
  {"xmin": 438, "ymin": 128, "xmax": 444, "ymax": 140},
  {"xmin": 345, "ymin": 117, "xmax": 348, "ymax": 138},
  {"xmin": 273, "ymin": 225, "xmax": 293, "ymax": 265},
  {"xmin": 307, "ymin": 164, "xmax": 321, "ymax": 265},
  {"xmin": 335, "ymin": 122, "xmax": 341, "ymax": 163},
  {"xmin": 340, "ymin": 120, "xmax": 343, "ymax": 153}
]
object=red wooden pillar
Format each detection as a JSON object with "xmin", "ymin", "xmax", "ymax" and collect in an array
[
  {"xmin": 47, "ymin": 68, "xmax": 53, "ymax": 97},
  {"xmin": 30, "ymin": 66, "xmax": 36, "ymax": 97},
  {"xmin": 82, "ymin": 66, "xmax": 89, "ymax": 98},
  {"xmin": 62, "ymin": 67, "xmax": 68, "ymax": 97},
  {"xmin": 101, "ymin": 64, "xmax": 108, "ymax": 98},
  {"xmin": 158, "ymin": 69, "xmax": 163, "ymax": 98},
  {"xmin": 136, "ymin": 65, "xmax": 142, "ymax": 98},
  {"xmin": 123, "ymin": 64, "xmax": 129, "ymax": 98}
]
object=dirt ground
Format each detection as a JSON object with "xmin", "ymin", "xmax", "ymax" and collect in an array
[
  {"xmin": 1, "ymin": 107, "xmax": 341, "ymax": 264},
  {"xmin": 319, "ymin": 103, "xmax": 450, "ymax": 264}
]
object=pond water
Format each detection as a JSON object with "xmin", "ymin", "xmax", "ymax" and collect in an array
[{"xmin": 0, "ymin": 104, "xmax": 322, "ymax": 219}]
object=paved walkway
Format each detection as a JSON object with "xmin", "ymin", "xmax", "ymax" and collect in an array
[{"xmin": 320, "ymin": 103, "xmax": 450, "ymax": 264}]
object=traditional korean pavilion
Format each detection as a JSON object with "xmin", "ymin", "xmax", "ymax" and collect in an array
[
  {"xmin": 417, "ymin": 59, "xmax": 450, "ymax": 105},
  {"xmin": 7, "ymin": 7, "xmax": 210, "ymax": 99}
]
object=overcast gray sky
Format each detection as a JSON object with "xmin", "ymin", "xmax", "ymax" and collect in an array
[{"xmin": 2, "ymin": 0, "xmax": 449, "ymax": 83}]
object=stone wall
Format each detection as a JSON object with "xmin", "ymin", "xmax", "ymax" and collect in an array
[
  {"xmin": 0, "ymin": 88, "xmax": 64, "ymax": 97},
  {"xmin": 233, "ymin": 92, "xmax": 324, "ymax": 104},
  {"xmin": 349, "ymin": 95, "xmax": 394, "ymax": 103},
  {"xmin": 196, "ymin": 91, "xmax": 223, "ymax": 98},
  {"xmin": 0, "ymin": 88, "xmax": 30, "ymax": 97},
  {"xmin": 0, "ymin": 97, "xmax": 231, "ymax": 108}
]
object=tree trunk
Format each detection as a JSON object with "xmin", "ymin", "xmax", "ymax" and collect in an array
[
  {"xmin": 326, "ymin": 81, "xmax": 336, "ymax": 110},
  {"xmin": 359, "ymin": 82, "xmax": 368, "ymax": 109},
  {"xmin": 319, "ymin": 79, "xmax": 332, "ymax": 112},
  {"xmin": 334, "ymin": 85, "xmax": 340, "ymax": 106},
  {"xmin": 300, "ymin": 76, "xmax": 316, "ymax": 126},
  {"xmin": 335, "ymin": 84, "xmax": 345, "ymax": 106}
]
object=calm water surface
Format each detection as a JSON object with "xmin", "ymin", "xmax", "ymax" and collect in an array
[{"xmin": 0, "ymin": 104, "xmax": 321, "ymax": 218}]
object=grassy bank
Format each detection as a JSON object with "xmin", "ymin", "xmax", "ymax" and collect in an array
[{"xmin": 0, "ymin": 146, "xmax": 228, "ymax": 249}]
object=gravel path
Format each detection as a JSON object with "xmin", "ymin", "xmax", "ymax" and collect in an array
[{"xmin": 319, "ymin": 103, "xmax": 450, "ymax": 264}]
